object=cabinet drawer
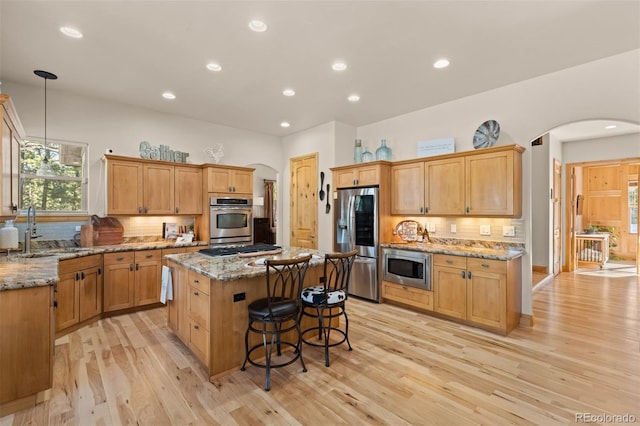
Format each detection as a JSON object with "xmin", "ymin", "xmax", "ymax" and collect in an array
[
  {"xmin": 467, "ymin": 258, "xmax": 507, "ymax": 274},
  {"xmin": 189, "ymin": 286, "xmax": 210, "ymax": 329},
  {"xmin": 433, "ymin": 254, "xmax": 466, "ymax": 269},
  {"xmin": 189, "ymin": 320, "xmax": 209, "ymax": 364},
  {"xmin": 104, "ymin": 251, "xmax": 135, "ymax": 265},
  {"xmin": 59, "ymin": 254, "xmax": 102, "ymax": 274},
  {"xmin": 135, "ymin": 249, "xmax": 161, "ymax": 261},
  {"xmin": 189, "ymin": 272, "xmax": 209, "ymax": 295},
  {"xmin": 383, "ymin": 281, "xmax": 433, "ymax": 311}
]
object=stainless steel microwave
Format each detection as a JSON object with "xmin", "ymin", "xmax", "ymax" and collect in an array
[{"xmin": 382, "ymin": 248, "xmax": 431, "ymax": 291}]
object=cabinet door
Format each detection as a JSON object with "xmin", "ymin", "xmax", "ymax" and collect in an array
[
  {"xmin": 426, "ymin": 157, "xmax": 465, "ymax": 215},
  {"xmin": 467, "ymin": 259, "xmax": 507, "ymax": 330},
  {"xmin": 174, "ymin": 166, "xmax": 203, "ymax": 214},
  {"xmin": 231, "ymin": 169, "xmax": 253, "ymax": 194},
  {"xmin": 103, "ymin": 253, "xmax": 135, "ymax": 312},
  {"xmin": 354, "ymin": 165, "xmax": 380, "ymax": 186},
  {"xmin": 143, "ymin": 163, "xmax": 174, "ymax": 214},
  {"xmin": 168, "ymin": 263, "xmax": 191, "ymax": 341},
  {"xmin": 78, "ymin": 266, "xmax": 103, "ymax": 322},
  {"xmin": 433, "ymin": 265, "xmax": 467, "ymax": 320},
  {"xmin": 135, "ymin": 250, "xmax": 162, "ymax": 306},
  {"xmin": 334, "ymin": 169, "xmax": 357, "ymax": 188},
  {"xmin": 465, "ymin": 150, "xmax": 516, "ymax": 216},
  {"xmin": 56, "ymin": 271, "xmax": 79, "ymax": 331},
  {"xmin": 1, "ymin": 97, "xmax": 22, "ymax": 217},
  {"xmin": 107, "ymin": 160, "xmax": 143, "ymax": 214},
  {"xmin": 207, "ymin": 167, "xmax": 233, "ymax": 193},
  {"xmin": 391, "ymin": 162, "xmax": 424, "ymax": 215}
]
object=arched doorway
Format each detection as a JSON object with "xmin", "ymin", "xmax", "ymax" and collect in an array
[{"xmin": 247, "ymin": 163, "xmax": 279, "ymax": 244}]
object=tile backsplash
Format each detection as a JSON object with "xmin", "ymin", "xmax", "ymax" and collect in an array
[{"xmin": 392, "ymin": 216, "xmax": 525, "ymax": 244}]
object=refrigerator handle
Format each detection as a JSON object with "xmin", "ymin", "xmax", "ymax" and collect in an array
[
  {"xmin": 348, "ymin": 195, "xmax": 356, "ymax": 249},
  {"xmin": 354, "ymin": 256, "xmax": 376, "ymax": 264}
]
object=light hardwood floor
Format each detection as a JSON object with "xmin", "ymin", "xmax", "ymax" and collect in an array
[{"xmin": 2, "ymin": 271, "xmax": 639, "ymax": 425}]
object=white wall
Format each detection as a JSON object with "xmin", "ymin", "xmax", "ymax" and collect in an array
[
  {"xmin": 563, "ymin": 132, "xmax": 640, "ymax": 163},
  {"xmin": 3, "ymin": 81, "xmax": 283, "ymax": 216},
  {"xmin": 531, "ymin": 136, "xmax": 550, "ymax": 268},
  {"xmin": 357, "ymin": 49, "xmax": 640, "ymax": 317}
]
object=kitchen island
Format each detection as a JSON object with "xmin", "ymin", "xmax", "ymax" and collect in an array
[{"xmin": 165, "ymin": 247, "xmax": 327, "ymax": 381}]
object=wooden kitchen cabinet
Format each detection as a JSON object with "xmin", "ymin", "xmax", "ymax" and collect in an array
[
  {"xmin": 0, "ymin": 285, "xmax": 53, "ymax": 415},
  {"xmin": 391, "ymin": 145, "xmax": 523, "ymax": 217},
  {"xmin": 1, "ymin": 94, "xmax": 24, "ymax": 218},
  {"xmin": 106, "ymin": 155, "xmax": 203, "ymax": 215},
  {"xmin": 382, "ymin": 280, "xmax": 433, "ymax": 311},
  {"xmin": 432, "ymin": 253, "xmax": 521, "ymax": 334},
  {"xmin": 56, "ymin": 255, "xmax": 103, "ymax": 333},
  {"xmin": 103, "ymin": 249, "xmax": 162, "ymax": 312},
  {"xmin": 331, "ymin": 162, "xmax": 389, "ymax": 188},
  {"xmin": 206, "ymin": 165, "xmax": 253, "ymax": 195}
]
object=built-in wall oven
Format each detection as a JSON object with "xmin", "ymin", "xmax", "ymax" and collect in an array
[
  {"xmin": 382, "ymin": 248, "xmax": 431, "ymax": 290},
  {"xmin": 210, "ymin": 197, "xmax": 253, "ymax": 245}
]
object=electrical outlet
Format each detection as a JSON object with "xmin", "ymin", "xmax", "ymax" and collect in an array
[
  {"xmin": 480, "ymin": 225, "xmax": 491, "ymax": 236},
  {"xmin": 450, "ymin": 224, "xmax": 457, "ymax": 233},
  {"xmin": 503, "ymin": 225, "xmax": 516, "ymax": 237},
  {"xmin": 75, "ymin": 225, "xmax": 82, "ymax": 232},
  {"xmin": 428, "ymin": 223, "xmax": 436, "ymax": 233}
]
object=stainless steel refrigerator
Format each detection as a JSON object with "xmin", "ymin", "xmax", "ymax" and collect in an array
[{"xmin": 334, "ymin": 186, "xmax": 379, "ymax": 302}]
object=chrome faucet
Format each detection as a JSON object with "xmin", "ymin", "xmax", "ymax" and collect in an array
[{"xmin": 24, "ymin": 206, "xmax": 41, "ymax": 253}]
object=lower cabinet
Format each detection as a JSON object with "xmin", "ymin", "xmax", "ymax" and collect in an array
[
  {"xmin": 0, "ymin": 285, "xmax": 53, "ymax": 415},
  {"xmin": 165, "ymin": 246, "xmax": 205, "ymax": 340},
  {"xmin": 103, "ymin": 250, "xmax": 162, "ymax": 312},
  {"xmin": 432, "ymin": 254, "xmax": 522, "ymax": 334},
  {"xmin": 57, "ymin": 255, "xmax": 103, "ymax": 332},
  {"xmin": 382, "ymin": 281, "xmax": 433, "ymax": 311}
]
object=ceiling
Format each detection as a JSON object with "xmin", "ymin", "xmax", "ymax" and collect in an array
[{"xmin": 1, "ymin": 1, "xmax": 639, "ymax": 138}]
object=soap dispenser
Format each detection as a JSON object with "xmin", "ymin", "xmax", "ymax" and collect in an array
[{"xmin": 0, "ymin": 220, "xmax": 19, "ymax": 253}]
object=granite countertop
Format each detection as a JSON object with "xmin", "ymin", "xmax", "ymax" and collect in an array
[
  {"xmin": 166, "ymin": 247, "xmax": 327, "ymax": 282},
  {"xmin": 381, "ymin": 242, "xmax": 525, "ymax": 260},
  {"xmin": 0, "ymin": 240, "xmax": 209, "ymax": 292}
]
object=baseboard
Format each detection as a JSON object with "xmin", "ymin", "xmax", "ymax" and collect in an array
[
  {"xmin": 520, "ymin": 314, "xmax": 534, "ymax": 327},
  {"xmin": 532, "ymin": 265, "xmax": 548, "ymax": 273}
]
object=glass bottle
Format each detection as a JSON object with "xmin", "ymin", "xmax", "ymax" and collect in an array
[
  {"xmin": 361, "ymin": 147, "xmax": 374, "ymax": 162},
  {"xmin": 354, "ymin": 139, "xmax": 363, "ymax": 163},
  {"xmin": 376, "ymin": 139, "xmax": 392, "ymax": 161},
  {"xmin": 0, "ymin": 220, "xmax": 19, "ymax": 250}
]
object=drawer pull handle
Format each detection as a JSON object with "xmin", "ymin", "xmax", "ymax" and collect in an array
[
  {"xmin": 446, "ymin": 259, "xmax": 453, "ymax": 264},
  {"xmin": 194, "ymin": 291, "xmax": 199, "ymax": 296},
  {"xmin": 461, "ymin": 271, "xmax": 465, "ymax": 278},
  {"xmin": 193, "ymin": 279, "xmax": 199, "ymax": 283},
  {"xmin": 117, "ymin": 256, "xmax": 125, "ymax": 261},
  {"xmin": 467, "ymin": 271, "xmax": 472, "ymax": 279},
  {"xmin": 146, "ymin": 254, "xmax": 153, "ymax": 258},
  {"xmin": 194, "ymin": 324, "xmax": 199, "ymax": 330},
  {"xmin": 130, "ymin": 264, "xmax": 134, "ymax": 271},
  {"xmin": 481, "ymin": 263, "xmax": 490, "ymax": 268}
]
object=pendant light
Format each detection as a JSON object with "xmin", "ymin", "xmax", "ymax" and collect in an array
[{"xmin": 34, "ymin": 70, "xmax": 57, "ymax": 176}]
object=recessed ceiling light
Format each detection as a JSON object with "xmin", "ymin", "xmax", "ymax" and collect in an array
[
  {"xmin": 280, "ymin": 121, "xmax": 290, "ymax": 128},
  {"xmin": 605, "ymin": 124, "xmax": 617, "ymax": 129},
  {"xmin": 206, "ymin": 62, "xmax": 222, "ymax": 72},
  {"xmin": 162, "ymin": 92, "xmax": 176, "ymax": 100},
  {"xmin": 248, "ymin": 20, "xmax": 268, "ymax": 32},
  {"xmin": 433, "ymin": 58, "xmax": 450, "ymax": 69},
  {"xmin": 332, "ymin": 62, "xmax": 348, "ymax": 71},
  {"xmin": 60, "ymin": 26, "xmax": 83, "ymax": 39},
  {"xmin": 347, "ymin": 94, "xmax": 360, "ymax": 102},
  {"xmin": 282, "ymin": 88, "xmax": 295, "ymax": 97}
]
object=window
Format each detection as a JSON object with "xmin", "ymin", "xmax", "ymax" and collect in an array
[
  {"xmin": 630, "ymin": 180, "xmax": 638, "ymax": 234},
  {"xmin": 19, "ymin": 138, "xmax": 88, "ymax": 213}
]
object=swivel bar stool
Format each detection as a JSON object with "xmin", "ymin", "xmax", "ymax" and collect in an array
[
  {"xmin": 300, "ymin": 249, "xmax": 357, "ymax": 367},
  {"xmin": 241, "ymin": 254, "xmax": 312, "ymax": 391}
]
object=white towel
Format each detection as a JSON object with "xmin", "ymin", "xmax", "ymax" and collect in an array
[{"xmin": 160, "ymin": 265, "xmax": 173, "ymax": 304}]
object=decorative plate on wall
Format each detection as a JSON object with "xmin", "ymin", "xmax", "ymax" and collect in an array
[{"xmin": 473, "ymin": 120, "xmax": 500, "ymax": 149}]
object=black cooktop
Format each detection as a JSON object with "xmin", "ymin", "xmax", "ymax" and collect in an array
[{"xmin": 199, "ymin": 244, "xmax": 281, "ymax": 257}]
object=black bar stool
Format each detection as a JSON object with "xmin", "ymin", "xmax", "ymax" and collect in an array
[
  {"xmin": 241, "ymin": 254, "xmax": 312, "ymax": 391},
  {"xmin": 300, "ymin": 249, "xmax": 357, "ymax": 367}
]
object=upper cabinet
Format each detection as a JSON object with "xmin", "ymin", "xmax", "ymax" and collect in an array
[
  {"xmin": 205, "ymin": 165, "xmax": 253, "ymax": 196},
  {"xmin": 391, "ymin": 145, "xmax": 524, "ymax": 217},
  {"xmin": 1, "ymin": 95, "xmax": 24, "ymax": 217},
  {"xmin": 331, "ymin": 161, "xmax": 390, "ymax": 189},
  {"xmin": 106, "ymin": 155, "xmax": 202, "ymax": 215}
]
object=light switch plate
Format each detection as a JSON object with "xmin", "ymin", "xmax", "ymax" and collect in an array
[
  {"xmin": 450, "ymin": 224, "xmax": 456, "ymax": 233},
  {"xmin": 75, "ymin": 225, "xmax": 82, "ymax": 232},
  {"xmin": 503, "ymin": 225, "xmax": 516, "ymax": 237},
  {"xmin": 428, "ymin": 223, "xmax": 436, "ymax": 233},
  {"xmin": 480, "ymin": 225, "xmax": 491, "ymax": 236}
]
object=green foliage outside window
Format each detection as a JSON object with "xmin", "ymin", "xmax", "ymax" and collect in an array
[{"xmin": 19, "ymin": 139, "xmax": 88, "ymax": 213}]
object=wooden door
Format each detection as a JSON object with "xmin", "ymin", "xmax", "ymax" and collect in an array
[
  {"xmin": 426, "ymin": 157, "xmax": 465, "ymax": 215},
  {"xmin": 107, "ymin": 159, "xmax": 143, "ymax": 214},
  {"xmin": 466, "ymin": 150, "xmax": 515, "ymax": 216},
  {"xmin": 553, "ymin": 159, "xmax": 562, "ymax": 275},
  {"xmin": 433, "ymin": 265, "xmax": 467, "ymax": 320},
  {"xmin": 103, "ymin": 253, "xmax": 135, "ymax": 312},
  {"xmin": 175, "ymin": 166, "xmax": 203, "ymax": 214},
  {"xmin": 143, "ymin": 163, "xmax": 174, "ymax": 214},
  {"xmin": 391, "ymin": 162, "xmax": 424, "ymax": 215},
  {"xmin": 290, "ymin": 153, "xmax": 318, "ymax": 249},
  {"xmin": 55, "ymin": 270, "xmax": 79, "ymax": 331},
  {"xmin": 135, "ymin": 250, "xmax": 162, "ymax": 306},
  {"xmin": 78, "ymin": 265, "xmax": 102, "ymax": 322}
]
